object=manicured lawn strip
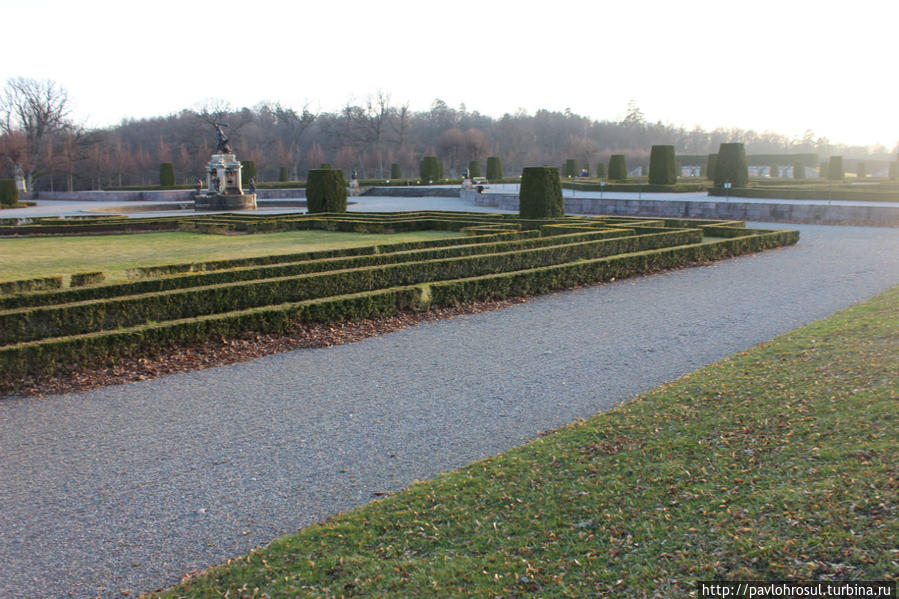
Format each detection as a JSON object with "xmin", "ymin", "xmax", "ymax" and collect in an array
[
  {"xmin": 0, "ymin": 229, "xmax": 706, "ymax": 345},
  {"xmin": 0, "ymin": 229, "xmax": 464, "ymax": 284},
  {"xmin": 0, "ymin": 231, "xmax": 797, "ymax": 382},
  {"xmin": 152, "ymin": 286, "xmax": 898, "ymax": 598}
]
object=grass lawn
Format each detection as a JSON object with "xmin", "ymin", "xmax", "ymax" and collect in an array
[
  {"xmin": 0, "ymin": 229, "xmax": 462, "ymax": 284},
  {"xmin": 153, "ymin": 287, "xmax": 898, "ymax": 597}
]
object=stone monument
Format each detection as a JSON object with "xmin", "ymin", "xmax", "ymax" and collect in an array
[
  {"xmin": 193, "ymin": 123, "xmax": 257, "ymax": 210},
  {"xmin": 14, "ymin": 162, "xmax": 27, "ymax": 193}
]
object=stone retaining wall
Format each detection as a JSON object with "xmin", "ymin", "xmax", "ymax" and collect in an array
[{"xmin": 472, "ymin": 193, "xmax": 898, "ymax": 226}]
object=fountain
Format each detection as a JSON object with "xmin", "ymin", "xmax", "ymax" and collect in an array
[{"xmin": 193, "ymin": 122, "xmax": 257, "ymax": 211}]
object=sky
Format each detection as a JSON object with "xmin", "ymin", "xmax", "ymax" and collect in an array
[{"xmin": 2, "ymin": 0, "xmax": 897, "ymax": 149}]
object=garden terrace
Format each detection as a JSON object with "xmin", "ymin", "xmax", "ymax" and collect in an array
[{"xmin": 0, "ymin": 212, "xmax": 798, "ymax": 387}]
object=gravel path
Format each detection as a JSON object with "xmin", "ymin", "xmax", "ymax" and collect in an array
[{"xmin": 1, "ymin": 222, "xmax": 897, "ymax": 598}]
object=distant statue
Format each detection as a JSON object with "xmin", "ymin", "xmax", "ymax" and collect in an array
[
  {"xmin": 213, "ymin": 122, "xmax": 233, "ymax": 154},
  {"xmin": 351, "ymin": 169, "xmax": 358, "ymax": 180},
  {"xmin": 248, "ymin": 177, "xmax": 256, "ymax": 193},
  {"xmin": 194, "ymin": 177, "xmax": 203, "ymax": 193}
]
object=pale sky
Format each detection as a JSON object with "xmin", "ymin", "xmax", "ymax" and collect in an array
[{"xmin": 3, "ymin": 0, "xmax": 897, "ymax": 149}]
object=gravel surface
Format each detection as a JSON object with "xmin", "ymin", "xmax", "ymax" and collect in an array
[{"xmin": 1, "ymin": 222, "xmax": 897, "ymax": 598}]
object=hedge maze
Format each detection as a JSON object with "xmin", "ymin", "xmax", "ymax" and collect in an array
[{"xmin": 0, "ymin": 212, "xmax": 798, "ymax": 384}]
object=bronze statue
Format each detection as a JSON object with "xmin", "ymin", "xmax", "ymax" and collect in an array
[{"xmin": 214, "ymin": 122, "xmax": 233, "ymax": 154}]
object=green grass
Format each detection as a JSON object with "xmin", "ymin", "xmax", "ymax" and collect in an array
[
  {"xmin": 0, "ymin": 229, "xmax": 461, "ymax": 284},
  {"xmin": 154, "ymin": 287, "xmax": 898, "ymax": 598}
]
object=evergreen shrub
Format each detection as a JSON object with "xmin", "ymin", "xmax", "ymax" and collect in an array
[
  {"xmin": 608, "ymin": 155, "xmax": 627, "ymax": 180},
  {"xmin": 648, "ymin": 145, "xmax": 677, "ymax": 185},
  {"xmin": 793, "ymin": 162, "xmax": 806, "ymax": 179},
  {"xmin": 241, "ymin": 161, "xmax": 257, "ymax": 185},
  {"xmin": 707, "ymin": 154, "xmax": 717, "ymax": 180},
  {"xmin": 562, "ymin": 159, "xmax": 578, "ymax": 178},
  {"xmin": 519, "ymin": 167, "xmax": 564, "ymax": 218},
  {"xmin": 279, "ymin": 167, "xmax": 289, "ymax": 182},
  {"xmin": 159, "ymin": 163, "xmax": 175, "ymax": 187},
  {"xmin": 306, "ymin": 169, "xmax": 347, "ymax": 213},
  {"xmin": 713, "ymin": 143, "xmax": 749, "ymax": 187},
  {"xmin": 595, "ymin": 163, "xmax": 607, "ymax": 179},
  {"xmin": 486, "ymin": 157, "xmax": 503, "ymax": 181},
  {"xmin": 889, "ymin": 161, "xmax": 898, "ymax": 180},
  {"xmin": 856, "ymin": 161, "xmax": 866, "ymax": 178},
  {"xmin": 828, "ymin": 156, "xmax": 844, "ymax": 181},
  {"xmin": 0, "ymin": 179, "xmax": 18, "ymax": 207},
  {"xmin": 468, "ymin": 160, "xmax": 481, "ymax": 178},
  {"xmin": 419, "ymin": 156, "xmax": 441, "ymax": 181},
  {"xmin": 390, "ymin": 163, "xmax": 402, "ymax": 179}
]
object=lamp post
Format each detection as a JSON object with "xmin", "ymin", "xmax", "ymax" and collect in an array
[{"xmin": 724, "ymin": 181, "xmax": 732, "ymax": 202}]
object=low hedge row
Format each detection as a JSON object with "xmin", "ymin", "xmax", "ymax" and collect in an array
[
  {"xmin": 0, "ymin": 229, "xmax": 702, "ymax": 345},
  {"xmin": 70, "ymin": 272, "xmax": 106, "ymax": 287},
  {"xmin": 0, "ymin": 230, "xmax": 799, "ymax": 382},
  {"xmin": 0, "ymin": 229, "xmax": 624, "ymax": 310},
  {"xmin": 0, "ymin": 276, "xmax": 63, "ymax": 296},
  {"xmin": 562, "ymin": 181, "xmax": 710, "ymax": 193}
]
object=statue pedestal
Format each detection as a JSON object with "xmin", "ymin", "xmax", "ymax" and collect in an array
[
  {"xmin": 194, "ymin": 192, "xmax": 257, "ymax": 211},
  {"xmin": 348, "ymin": 179, "xmax": 360, "ymax": 197}
]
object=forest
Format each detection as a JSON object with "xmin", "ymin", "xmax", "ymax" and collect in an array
[{"xmin": 2, "ymin": 78, "xmax": 897, "ymax": 191}]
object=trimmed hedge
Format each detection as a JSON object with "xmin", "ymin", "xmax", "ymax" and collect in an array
[
  {"xmin": 856, "ymin": 161, "xmax": 866, "ymax": 179},
  {"xmin": 306, "ymin": 169, "xmax": 347, "ymax": 213},
  {"xmin": 793, "ymin": 162, "xmax": 806, "ymax": 179},
  {"xmin": 279, "ymin": 167, "xmax": 289, "ymax": 182},
  {"xmin": 649, "ymin": 145, "xmax": 677, "ymax": 185},
  {"xmin": 0, "ymin": 179, "xmax": 18, "ymax": 207},
  {"xmin": 0, "ymin": 276, "xmax": 62, "ymax": 296},
  {"xmin": 890, "ymin": 162, "xmax": 898, "ymax": 180},
  {"xmin": 0, "ymin": 229, "xmax": 704, "ymax": 345},
  {"xmin": 390, "ymin": 163, "xmax": 402, "ymax": 179},
  {"xmin": 159, "ymin": 163, "xmax": 175, "ymax": 187},
  {"xmin": 70, "ymin": 272, "xmax": 106, "ymax": 288},
  {"xmin": 609, "ymin": 155, "xmax": 627, "ymax": 181},
  {"xmin": 241, "ymin": 161, "xmax": 257, "ymax": 185},
  {"xmin": 562, "ymin": 159, "xmax": 578, "ymax": 178},
  {"xmin": 519, "ymin": 167, "xmax": 564, "ymax": 219},
  {"xmin": 419, "ymin": 156, "xmax": 441, "ymax": 182},
  {"xmin": 595, "ymin": 163, "xmax": 607, "ymax": 179},
  {"xmin": 828, "ymin": 156, "xmax": 844, "ymax": 181},
  {"xmin": 468, "ymin": 160, "xmax": 481, "ymax": 178},
  {"xmin": 0, "ymin": 229, "xmax": 798, "ymax": 382},
  {"xmin": 486, "ymin": 157, "xmax": 503, "ymax": 181},
  {"xmin": 706, "ymin": 154, "xmax": 717, "ymax": 181},
  {"xmin": 714, "ymin": 143, "xmax": 749, "ymax": 187}
]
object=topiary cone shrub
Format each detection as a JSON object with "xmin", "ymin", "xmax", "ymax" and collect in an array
[
  {"xmin": 562, "ymin": 158, "xmax": 578, "ymax": 178},
  {"xmin": 519, "ymin": 167, "xmax": 564, "ymax": 218},
  {"xmin": 792, "ymin": 162, "xmax": 806, "ymax": 179},
  {"xmin": 828, "ymin": 156, "xmax": 844, "ymax": 181},
  {"xmin": 889, "ymin": 161, "xmax": 898, "ymax": 181},
  {"xmin": 468, "ymin": 160, "xmax": 481, "ymax": 178},
  {"xmin": 595, "ymin": 162, "xmax": 607, "ymax": 179},
  {"xmin": 486, "ymin": 156, "xmax": 503, "ymax": 181},
  {"xmin": 279, "ymin": 167, "xmax": 289, "ymax": 182},
  {"xmin": 713, "ymin": 143, "xmax": 748, "ymax": 187},
  {"xmin": 608, "ymin": 155, "xmax": 627, "ymax": 180},
  {"xmin": 648, "ymin": 145, "xmax": 677, "ymax": 185},
  {"xmin": 306, "ymin": 169, "xmax": 347, "ymax": 213},
  {"xmin": 390, "ymin": 163, "xmax": 402, "ymax": 179},
  {"xmin": 241, "ymin": 161, "xmax": 257, "ymax": 186},
  {"xmin": 159, "ymin": 163, "xmax": 175, "ymax": 187},
  {"xmin": 0, "ymin": 179, "xmax": 18, "ymax": 207},
  {"xmin": 856, "ymin": 161, "xmax": 866, "ymax": 179},
  {"xmin": 706, "ymin": 154, "xmax": 717, "ymax": 181}
]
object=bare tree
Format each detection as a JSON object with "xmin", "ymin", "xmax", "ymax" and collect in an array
[
  {"xmin": 268, "ymin": 102, "xmax": 316, "ymax": 179},
  {"xmin": 0, "ymin": 77, "xmax": 74, "ymax": 188}
]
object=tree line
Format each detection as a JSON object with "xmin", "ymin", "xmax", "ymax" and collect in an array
[{"xmin": 2, "ymin": 78, "xmax": 896, "ymax": 191}]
